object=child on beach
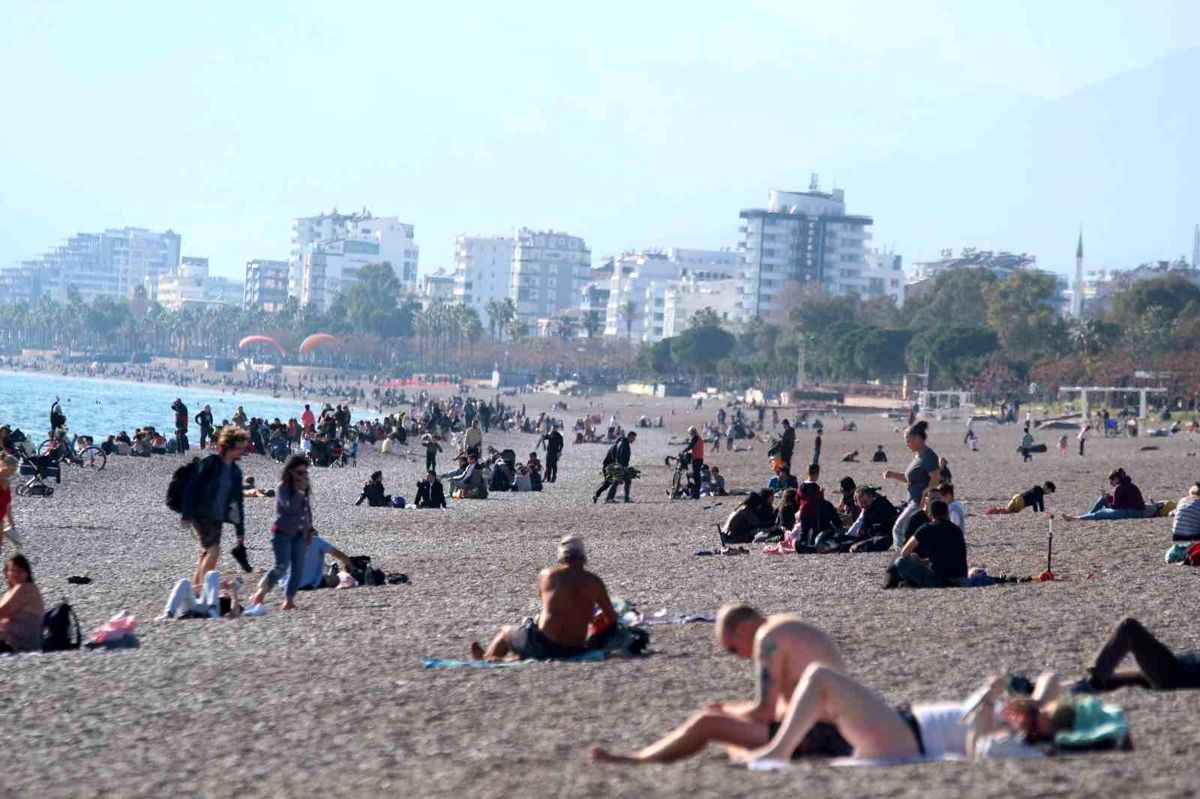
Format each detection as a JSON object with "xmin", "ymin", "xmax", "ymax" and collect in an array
[
  {"xmin": 1058, "ymin": 434, "xmax": 1069, "ymax": 458},
  {"xmin": 986, "ymin": 481, "xmax": 1056, "ymax": 515}
]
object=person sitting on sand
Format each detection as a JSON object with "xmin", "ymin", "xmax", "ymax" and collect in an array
[
  {"xmin": 356, "ymin": 471, "xmax": 392, "ymax": 507},
  {"xmin": 1073, "ymin": 617, "xmax": 1200, "ymax": 693},
  {"xmin": 836, "ymin": 476, "xmax": 858, "ymax": 523},
  {"xmin": 986, "ymin": 482, "xmax": 1056, "ymax": 515},
  {"xmin": 871, "ymin": 444, "xmax": 887, "ymax": 463},
  {"xmin": 469, "ymin": 535, "xmax": 617, "ymax": 662},
  {"xmin": 701, "ymin": 466, "xmax": 727, "ymax": 497},
  {"xmin": 242, "ymin": 476, "xmax": 275, "ymax": 498},
  {"xmin": 939, "ymin": 482, "xmax": 966, "ymax": 533},
  {"xmin": 884, "ymin": 499, "xmax": 967, "ymax": 589},
  {"xmin": 841, "ymin": 486, "xmax": 899, "ymax": 552},
  {"xmin": 290, "ymin": 533, "xmax": 355, "ymax": 591},
  {"xmin": 793, "ymin": 464, "xmax": 824, "ymax": 544},
  {"xmin": 737, "ymin": 668, "xmax": 1123, "ymax": 765},
  {"xmin": 840, "ymin": 450, "xmax": 859, "ymax": 463},
  {"xmin": 415, "ymin": 470, "xmax": 447, "ymax": 508},
  {"xmin": 721, "ymin": 490, "xmax": 776, "ymax": 544},
  {"xmin": 588, "ymin": 606, "xmax": 853, "ymax": 764},
  {"xmin": 1062, "ymin": 469, "xmax": 1145, "ymax": 521},
  {"xmin": 0, "ymin": 554, "xmax": 44, "ymax": 654},
  {"xmin": 767, "ymin": 464, "xmax": 798, "ymax": 492},
  {"xmin": 449, "ymin": 453, "xmax": 488, "ymax": 499},
  {"xmin": 775, "ymin": 488, "xmax": 799, "ymax": 530}
]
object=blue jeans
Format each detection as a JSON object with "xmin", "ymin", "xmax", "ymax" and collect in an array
[
  {"xmin": 894, "ymin": 556, "xmax": 949, "ymax": 588},
  {"xmin": 1076, "ymin": 496, "xmax": 1143, "ymax": 521},
  {"xmin": 258, "ymin": 532, "xmax": 307, "ymax": 598}
]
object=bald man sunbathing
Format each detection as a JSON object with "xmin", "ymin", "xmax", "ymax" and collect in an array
[{"xmin": 589, "ymin": 605, "xmax": 851, "ymax": 763}]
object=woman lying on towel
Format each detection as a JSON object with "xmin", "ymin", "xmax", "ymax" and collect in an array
[{"xmin": 739, "ymin": 668, "xmax": 1128, "ymax": 766}]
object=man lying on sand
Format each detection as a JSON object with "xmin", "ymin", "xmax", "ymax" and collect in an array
[
  {"xmin": 589, "ymin": 606, "xmax": 852, "ymax": 763},
  {"xmin": 469, "ymin": 535, "xmax": 618, "ymax": 661}
]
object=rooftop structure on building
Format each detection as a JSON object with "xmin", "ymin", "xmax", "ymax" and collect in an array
[
  {"xmin": 737, "ymin": 178, "xmax": 874, "ymax": 322},
  {"xmin": 420, "ymin": 268, "xmax": 457, "ymax": 302},
  {"xmin": 244, "ymin": 259, "xmax": 290, "ymax": 312},
  {"xmin": 0, "ymin": 227, "xmax": 181, "ymax": 304},
  {"xmin": 509, "ymin": 228, "xmax": 591, "ymax": 322},
  {"xmin": 908, "ymin": 248, "xmax": 1037, "ymax": 284}
]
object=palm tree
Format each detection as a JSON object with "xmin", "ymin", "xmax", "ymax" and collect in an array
[
  {"xmin": 506, "ymin": 316, "xmax": 527, "ymax": 342},
  {"xmin": 582, "ymin": 310, "xmax": 602, "ymax": 339},
  {"xmin": 621, "ymin": 299, "xmax": 640, "ymax": 341},
  {"xmin": 485, "ymin": 299, "xmax": 502, "ymax": 342}
]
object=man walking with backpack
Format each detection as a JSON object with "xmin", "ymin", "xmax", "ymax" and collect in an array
[
  {"xmin": 178, "ymin": 426, "xmax": 252, "ymax": 584},
  {"xmin": 593, "ymin": 431, "xmax": 637, "ymax": 504}
]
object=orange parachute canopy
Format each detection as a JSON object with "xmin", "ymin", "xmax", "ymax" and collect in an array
[
  {"xmin": 238, "ymin": 335, "xmax": 286, "ymax": 356},
  {"xmin": 299, "ymin": 332, "xmax": 339, "ymax": 355}
]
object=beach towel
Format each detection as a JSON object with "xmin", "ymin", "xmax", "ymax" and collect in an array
[
  {"xmin": 639, "ymin": 612, "xmax": 716, "ymax": 625},
  {"xmin": 422, "ymin": 651, "xmax": 606, "ymax": 669}
]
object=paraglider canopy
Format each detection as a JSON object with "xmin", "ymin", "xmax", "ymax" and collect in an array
[
  {"xmin": 238, "ymin": 335, "xmax": 286, "ymax": 356},
  {"xmin": 299, "ymin": 332, "xmax": 339, "ymax": 355}
]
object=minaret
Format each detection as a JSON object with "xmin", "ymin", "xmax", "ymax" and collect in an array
[
  {"xmin": 1193, "ymin": 224, "xmax": 1199, "ymax": 270},
  {"xmin": 1071, "ymin": 230, "xmax": 1084, "ymax": 317}
]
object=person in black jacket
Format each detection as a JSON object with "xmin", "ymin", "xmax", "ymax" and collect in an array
[
  {"xmin": 776, "ymin": 419, "xmax": 796, "ymax": 469},
  {"xmin": 171, "ymin": 398, "xmax": 190, "ymax": 453},
  {"xmin": 593, "ymin": 431, "xmax": 637, "ymax": 504},
  {"xmin": 415, "ymin": 470, "xmax": 447, "ymax": 508},
  {"xmin": 194, "ymin": 404, "xmax": 214, "ymax": 450},
  {"xmin": 836, "ymin": 486, "xmax": 900, "ymax": 552},
  {"xmin": 356, "ymin": 471, "xmax": 392, "ymax": 507},
  {"xmin": 180, "ymin": 426, "xmax": 251, "ymax": 585},
  {"xmin": 542, "ymin": 425, "xmax": 564, "ymax": 483}
]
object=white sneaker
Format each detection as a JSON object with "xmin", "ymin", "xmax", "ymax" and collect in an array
[{"xmin": 4, "ymin": 527, "xmax": 24, "ymax": 547}]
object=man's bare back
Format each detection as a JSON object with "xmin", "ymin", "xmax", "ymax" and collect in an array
[
  {"xmin": 753, "ymin": 616, "xmax": 847, "ymax": 718},
  {"xmin": 538, "ymin": 564, "xmax": 615, "ymax": 647}
]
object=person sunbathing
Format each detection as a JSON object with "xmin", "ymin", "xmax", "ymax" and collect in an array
[
  {"xmin": 986, "ymin": 482, "xmax": 1055, "ymax": 515},
  {"xmin": 1073, "ymin": 617, "xmax": 1200, "ymax": 692},
  {"xmin": 589, "ymin": 606, "xmax": 852, "ymax": 764},
  {"xmin": 469, "ymin": 535, "xmax": 616, "ymax": 662},
  {"xmin": 242, "ymin": 476, "xmax": 275, "ymax": 498},
  {"xmin": 840, "ymin": 450, "xmax": 859, "ymax": 463},
  {"xmin": 738, "ymin": 669, "xmax": 1125, "ymax": 766}
]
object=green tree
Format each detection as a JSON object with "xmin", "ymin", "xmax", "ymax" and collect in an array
[
  {"xmin": 983, "ymin": 270, "xmax": 1067, "ymax": 358},
  {"xmin": 907, "ymin": 325, "xmax": 1000, "ymax": 385},
  {"xmin": 638, "ymin": 338, "xmax": 676, "ymax": 376},
  {"xmin": 337, "ymin": 262, "xmax": 412, "ymax": 338},
  {"xmin": 1108, "ymin": 274, "xmax": 1200, "ymax": 327},
  {"xmin": 904, "ymin": 268, "xmax": 998, "ymax": 329},
  {"xmin": 670, "ymin": 324, "xmax": 736, "ymax": 383}
]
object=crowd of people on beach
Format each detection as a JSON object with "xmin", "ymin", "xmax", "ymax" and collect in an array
[{"xmin": 5, "ymin": 380, "xmax": 1200, "ymax": 777}]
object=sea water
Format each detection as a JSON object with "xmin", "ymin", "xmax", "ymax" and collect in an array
[{"xmin": 0, "ymin": 370, "xmax": 329, "ymax": 439}]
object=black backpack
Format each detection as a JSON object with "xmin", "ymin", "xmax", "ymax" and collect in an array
[
  {"xmin": 43, "ymin": 602, "xmax": 81, "ymax": 652},
  {"xmin": 349, "ymin": 555, "xmax": 385, "ymax": 587},
  {"xmin": 166, "ymin": 457, "xmax": 200, "ymax": 513}
]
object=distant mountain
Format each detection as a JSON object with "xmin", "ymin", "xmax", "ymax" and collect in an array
[{"xmin": 845, "ymin": 48, "xmax": 1200, "ymax": 274}]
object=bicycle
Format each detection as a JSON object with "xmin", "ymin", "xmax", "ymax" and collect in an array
[
  {"xmin": 38, "ymin": 432, "xmax": 106, "ymax": 472},
  {"xmin": 664, "ymin": 450, "xmax": 692, "ymax": 500}
]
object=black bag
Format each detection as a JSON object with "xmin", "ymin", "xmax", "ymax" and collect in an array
[
  {"xmin": 166, "ymin": 457, "xmax": 200, "ymax": 513},
  {"xmin": 349, "ymin": 555, "xmax": 385, "ymax": 587},
  {"xmin": 43, "ymin": 602, "xmax": 81, "ymax": 652}
]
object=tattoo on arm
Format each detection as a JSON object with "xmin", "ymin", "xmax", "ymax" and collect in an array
[{"xmin": 754, "ymin": 640, "xmax": 778, "ymax": 709}]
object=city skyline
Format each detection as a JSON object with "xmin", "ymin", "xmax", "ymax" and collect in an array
[{"xmin": 2, "ymin": 2, "xmax": 1199, "ymax": 281}]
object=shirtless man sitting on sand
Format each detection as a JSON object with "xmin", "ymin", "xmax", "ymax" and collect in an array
[
  {"xmin": 589, "ymin": 605, "xmax": 851, "ymax": 763},
  {"xmin": 470, "ymin": 535, "xmax": 618, "ymax": 661}
]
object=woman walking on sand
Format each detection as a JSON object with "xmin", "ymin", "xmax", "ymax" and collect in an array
[
  {"xmin": 883, "ymin": 421, "xmax": 941, "ymax": 550},
  {"xmin": 250, "ymin": 455, "xmax": 314, "ymax": 611}
]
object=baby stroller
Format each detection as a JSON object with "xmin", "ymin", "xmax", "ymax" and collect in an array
[{"xmin": 16, "ymin": 449, "xmax": 60, "ymax": 497}]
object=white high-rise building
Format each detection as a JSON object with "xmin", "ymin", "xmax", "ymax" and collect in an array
[
  {"xmin": 509, "ymin": 228, "xmax": 591, "ymax": 324},
  {"xmin": 290, "ymin": 209, "xmax": 419, "ymax": 304},
  {"xmin": 149, "ymin": 257, "xmax": 242, "ymax": 310},
  {"xmin": 244, "ymin": 259, "xmax": 290, "ymax": 312},
  {"xmin": 0, "ymin": 227, "xmax": 181, "ymax": 304},
  {"xmin": 601, "ymin": 248, "xmax": 737, "ymax": 342},
  {"xmin": 737, "ymin": 182, "xmax": 874, "ymax": 321},
  {"xmin": 452, "ymin": 235, "xmax": 516, "ymax": 324},
  {"xmin": 833, "ymin": 249, "xmax": 905, "ymax": 307},
  {"xmin": 662, "ymin": 276, "xmax": 742, "ymax": 339}
]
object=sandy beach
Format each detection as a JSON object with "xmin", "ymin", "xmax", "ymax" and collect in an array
[{"xmin": 4, "ymin": 391, "xmax": 1200, "ymax": 798}]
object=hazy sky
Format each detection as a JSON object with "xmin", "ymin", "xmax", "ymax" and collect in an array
[{"xmin": 2, "ymin": 1, "xmax": 1198, "ymax": 279}]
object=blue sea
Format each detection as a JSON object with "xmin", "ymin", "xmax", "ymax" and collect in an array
[{"xmin": 0, "ymin": 370, "xmax": 319, "ymax": 439}]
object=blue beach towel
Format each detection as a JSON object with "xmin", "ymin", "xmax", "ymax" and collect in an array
[{"xmin": 422, "ymin": 650, "xmax": 606, "ymax": 669}]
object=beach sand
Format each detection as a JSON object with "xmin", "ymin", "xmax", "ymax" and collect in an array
[{"xmin": 4, "ymin": 393, "xmax": 1199, "ymax": 798}]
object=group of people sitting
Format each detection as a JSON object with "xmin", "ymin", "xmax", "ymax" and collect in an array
[{"xmin": 355, "ymin": 470, "xmax": 447, "ymax": 509}]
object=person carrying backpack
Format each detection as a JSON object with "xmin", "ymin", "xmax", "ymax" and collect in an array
[
  {"xmin": 592, "ymin": 431, "xmax": 637, "ymax": 504},
  {"xmin": 178, "ymin": 426, "xmax": 251, "ymax": 586}
]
